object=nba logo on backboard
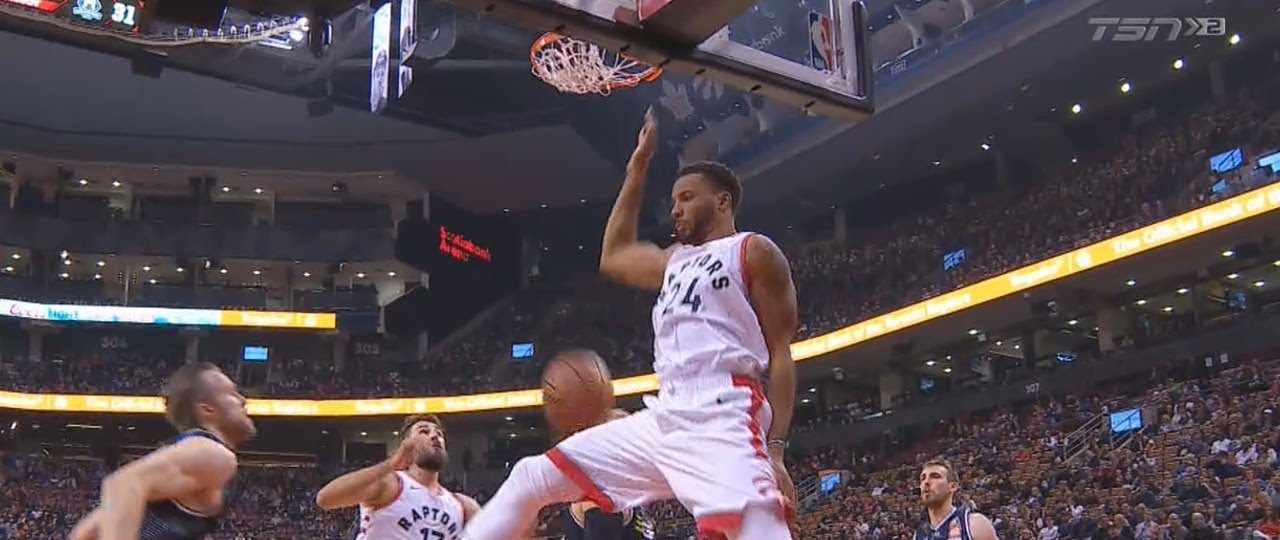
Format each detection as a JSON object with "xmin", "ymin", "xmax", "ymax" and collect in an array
[{"xmin": 808, "ymin": 10, "xmax": 836, "ymax": 74}]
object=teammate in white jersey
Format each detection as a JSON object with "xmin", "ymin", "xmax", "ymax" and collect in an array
[
  {"xmin": 462, "ymin": 109, "xmax": 799, "ymax": 540},
  {"xmin": 316, "ymin": 414, "xmax": 481, "ymax": 540}
]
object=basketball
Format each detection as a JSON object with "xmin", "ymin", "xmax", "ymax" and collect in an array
[{"xmin": 541, "ymin": 349, "xmax": 616, "ymax": 435}]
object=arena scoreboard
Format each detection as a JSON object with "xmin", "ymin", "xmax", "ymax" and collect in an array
[
  {"xmin": 420, "ymin": 195, "xmax": 505, "ymax": 271},
  {"xmin": 437, "ymin": 225, "xmax": 492, "ymax": 264},
  {"xmin": 395, "ymin": 194, "xmax": 517, "ymax": 321},
  {"xmin": 1, "ymin": 0, "xmax": 146, "ymax": 33}
]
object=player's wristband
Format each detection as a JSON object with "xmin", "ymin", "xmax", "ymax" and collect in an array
[{"xmin": 766, "ymin": 439, "xmax": 789, "ymax": 451}]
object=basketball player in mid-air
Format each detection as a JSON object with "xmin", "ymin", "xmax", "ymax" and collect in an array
[
  {"xmin": 916, "ymin": 460, "xmax": 999, "ymax": 540},
  {"xmin": 316, "ymin": 414, "xmax": 481, "ymax": 540},
  {"xmin": 463, "ymin": 108, "xmax": 799, "ymax": 540},
  {"xmin": 69, "ymin": 362, "xmax": 257, "ymax": 540}
]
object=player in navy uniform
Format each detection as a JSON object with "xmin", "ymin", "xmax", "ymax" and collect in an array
[
  {"xmin": 69, "ymin": 362, "xmax": 257, "ymax": 540},
  {"xmin": 558, "ymin": 410, "xmax": 655, "ymax": 540},
  {"xmin": 916, "ymin": 460, "xmax": 999, "ymax": 540},
  {"xmin": 563, "ymin": 501, "xmax": 655, "ymax": 540}
]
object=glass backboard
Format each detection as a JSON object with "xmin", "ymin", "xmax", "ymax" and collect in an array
[{"xmin": 437, "ymin": 0, "xmax": 874, "ymax": 121}]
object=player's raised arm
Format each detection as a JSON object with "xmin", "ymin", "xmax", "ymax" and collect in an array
[
  {"xmin": 68, "ymin": 509, "xmax": 103, "ymax": 540},
  {"xmin": 95, "ymin": 436, "xmax": 237, "ymax": 540},
  {"xmin": 315, "ymin": 437, "xmax": 419, "ymax": 510},
  {"xmin": 600, "ymin": 109, "xmax": 673, "ymax": 291},
  {"xmin": 743, "ymin": 234, "xmax": 800, "ymax": 502}
]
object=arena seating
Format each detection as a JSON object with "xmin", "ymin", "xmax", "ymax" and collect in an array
[
  {"xmin": 394, "ymin": 69, "xmax": 1280, "ymax": 394},
  {"xmin": 827, "ymin": 357, "xmax": 1279, "ymax": 540},
  {"xmin": 3, "ymin": 46, "xmax": 1280, "ymax": 540},
  {"xmin": 5, "ymin": 342, "xmax": 1280, "ymax": 539},
  {"xmin": 6, "ymin": 70, "xmax": 1276, "ymax": 400},
  {"xmin": 653, "ymin": 354, "xmax": 1280, "ymax": 540}
]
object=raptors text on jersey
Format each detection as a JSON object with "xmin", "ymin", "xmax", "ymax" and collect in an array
[
  {"xmin": 651, "ymin": 232, "xmax": 770, "ymax": 385},
  {"xmin": 357, "ymin": 473, "xmax": 465, "ymax": 540}
]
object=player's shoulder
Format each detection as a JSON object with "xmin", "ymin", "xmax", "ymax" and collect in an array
[
  {"xmin": 451, "ymin": 491, "xmax": 481, "ymax": 520},
  {"xmin": 739, "ymin": 232, "xmax": 790, "ymax": 269},
  {"xmin": 964, "ymin": 509, "xmax": 991, "ymax": 523},
  {"xmin": 965, "ymin": 510, "xmax": 998, "ymax": 540},
  {"xmin": 739, "ymin": 232, "xmax": 782, "ymax": 252},
  {"xmin": 123, "ymin": 431, "xmax": 236, "ymax": 488},
  {"xmin": 450, "ymin": 490, "xmax": 478, "ymax": 505}
]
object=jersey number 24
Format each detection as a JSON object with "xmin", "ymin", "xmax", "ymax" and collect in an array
[{"xmin": 658, "ymin": 275, "xmax": 731, "ymax": 315}]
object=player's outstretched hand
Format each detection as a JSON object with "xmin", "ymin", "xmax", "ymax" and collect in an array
[
  {"xmin": 68, "ymin": 509, "xmax": 102, "ymax": 540},
  {"xmin": 630, "ymin": 107, "xmax": 659, "ymax": 167},
  {"xmin": 388, "ymin": 437, "xmax": 424, "ymax": 470}
]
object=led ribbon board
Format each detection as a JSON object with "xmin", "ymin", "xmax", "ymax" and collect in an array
[{"xmin": 0, "ymin": 299, "xmax": 336, "ymax": 330}]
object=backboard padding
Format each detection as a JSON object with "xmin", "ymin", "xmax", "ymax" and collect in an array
[{"xmin": 638, "ymin": 0, "xmax": 757, "ymax": 47}]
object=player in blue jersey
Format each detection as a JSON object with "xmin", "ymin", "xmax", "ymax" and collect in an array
[
  {"xmin": 916, "ymin": 460, "xmax": 999, "ymax": 540},
  {"xmin": 563, "ymin": 501, "xmax": 655, "ymax": 540},
  {"xmin": 69, "ymin": 362, "xmax": 257, "ymax": 540}
]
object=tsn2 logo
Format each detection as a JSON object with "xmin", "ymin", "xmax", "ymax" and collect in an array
[{"xmin": 1089, "ymin": 17, "xmax": 1226, "ymax": 42}]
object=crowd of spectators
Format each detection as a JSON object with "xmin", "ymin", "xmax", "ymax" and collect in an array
[
  {"xmin": 4, "ymin": 21, "xmax": 1280, "ymax": 540},
  {"xmin": 794, "ymin": 355, "xmax": 1280, "ymax": 540},
  {"xmin": 367, "ymin": 68, "xmax": 1280, "ymax": 393},
  {"xmin": 0, "ymin": 72, "xmax": 1277, "ymax": 400},
  {"xmin": 6, "ymin": 350, "xmax": 1280, "ymax": 539},
  {"xmin": 791, "ymin": 74, "xmax": 1280, "ymax": 338}
]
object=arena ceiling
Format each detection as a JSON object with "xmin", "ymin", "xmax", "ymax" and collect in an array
[
  {"xmin": 0, "ymin": 28, "xmax": 621, "ymax": 212},
  {"xmin": 0, "ymin": 0, "xmax": 1274, "ymax": 218}
]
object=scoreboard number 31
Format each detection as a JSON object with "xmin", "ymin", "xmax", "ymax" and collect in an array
[
  {"xmin": 111, "ymin": 1, "xmax": 137, "ymax": 26},
  {"xmin": 68, "ymin": 0, "xmax": 143, "ymax": 32}
]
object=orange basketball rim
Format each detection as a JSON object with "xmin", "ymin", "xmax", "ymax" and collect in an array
[{"xmin": 529, "ymin": 32, "xmax": 663, "ymax": 95}]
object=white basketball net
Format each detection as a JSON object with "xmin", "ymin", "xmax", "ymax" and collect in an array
[{"xmin": 530, "ymin": 33, "xmax": 660, "ymax": 95}]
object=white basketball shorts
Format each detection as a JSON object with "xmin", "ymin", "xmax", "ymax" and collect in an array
[{"xmin": 545, "ymin": 374, "xmax": 788, "ymax": 538}]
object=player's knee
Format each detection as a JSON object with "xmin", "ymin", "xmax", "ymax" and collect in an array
[
  {"xmin": 501, "ymin": 454, "xmax": 582, "ymax": 509},
  {"xmin": 509, "ymin": 455, "xmax": 570, "ymax": 497},
  {"xmin": 509, "ymin": 455, "xmax": 549, "ymax": 482},
  {"xmin": 733, "ymin": 502, "xmax": 793, "ymax": 540}
]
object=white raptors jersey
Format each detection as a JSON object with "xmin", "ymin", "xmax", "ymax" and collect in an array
[
  {"xmin": 356, "ymin": 472, "xmax": 465, "ymax": 540},
  {"xmin": 651, "ymin": 232, "xmax": 770, "ymax": 386}
]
